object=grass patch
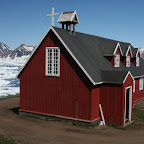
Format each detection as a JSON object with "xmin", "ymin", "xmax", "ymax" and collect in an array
[
  {"xmin": 0, "ymin": 95, "xmax": 20, "ymax": 101},
  {"xmin": 133, "ymin": 105, "xmax": 144, "ymax": 121},
  {"xmin": 108, "ymin": 122, "xmax": 136, "ymax": 130},
  {"xmin": 0, "ymin": 135, "xmax": 16, "ymax": 144},
  {"xmin": 21, "ymin": 113, "xmax": 99, "ymax": 128},
  {"xmin": 108, "ymin": 123, "xmax": 122, "ymax": 129},
  {"xmin": 71, "ymin": 121, "xmax": 99, "ymax": 128},
  {"xmin": 108, "ymin": 105, "xmax": 144, "ymax": 130},
  {"xmin": 21, "ymin": 114, "xmax": 45, "ymax": 120}
]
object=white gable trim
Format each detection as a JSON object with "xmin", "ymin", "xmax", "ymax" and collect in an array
[
  {"xmin": 126, "ymin": 45, "xmax": 133, "ymax": 57},
  {"xmin": 70, "ymin": 11, "xmax": 76, "ymax": 22},
  {"xmin": 134, "ymin": 75, "xmax": 144, "ymax": 78},
  {"xmin": 123, "ymin": 71, "xmax": 134, "ymax": 84},
  {"xmin": 70, "ymin": 10, "xmax": 80, "ymax": 24},
  {"xmin": 136, "ymin": 49, "xmax": 139, "ymax": 57},
  {"xmin": 57, "ymin": 11, "xmax": 80, "ymax": 24},
  {"xmin": 113, "ymin": 43, "xmax": 123, "ymax": 56},
  {"xmin": 51, "ymin": 27, "xmax": 99, "ymax": 85},
  {"xmin": 16, "ymin": 26, "xmax": 102, "ymax": 85},
  {"xmin": 57, "ymin": 12, "xmax": 63, "ymax": 23},
  {"xmin": 16, "ymin": 26, "xmax": 52, "ymax": 78}
]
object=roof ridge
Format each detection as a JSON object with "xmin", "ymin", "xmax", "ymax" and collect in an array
[{"xmin": 53, "ymin": 26, "xmax": 131, "ymax": 45}]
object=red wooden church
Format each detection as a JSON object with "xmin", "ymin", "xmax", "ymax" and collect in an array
[{"xmin": 17, "ymin": 11, "xmax": 144, "ymax": 126}]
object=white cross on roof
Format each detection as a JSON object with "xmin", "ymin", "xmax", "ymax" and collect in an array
[{"xmin": 47, "ymin": 8, "xmax": 59, "ymax": 26}]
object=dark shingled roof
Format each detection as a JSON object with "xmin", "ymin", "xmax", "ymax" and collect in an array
[
  {"xmin": 120, "ymin": 42, "xmax": 130, "ymax": 56},
  {"xmin": 101, "ymin": 71, "xmax": 128, "ymax": 84},
  {"xmin": 53, "ymin": 27, "xmax": 144, "ymax": 84}
]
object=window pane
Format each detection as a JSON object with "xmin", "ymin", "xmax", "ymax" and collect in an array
[
  {"xmin": 46, "ymin": 47, "xmax": 60, "ymax": 76},
  {"xmin": 126, "ymin": 56, "xmax": 130, "ymax": 67},
  {"xmin": 114, "ymin": 55, "xmax": 120, "ymax": 67}
]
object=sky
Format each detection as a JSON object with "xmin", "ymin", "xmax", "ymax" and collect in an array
[{"xmin": 0, "ymin": 0, "xmax": 144, "ymax": 49}]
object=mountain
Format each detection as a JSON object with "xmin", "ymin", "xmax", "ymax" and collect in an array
[
  {"xmin": 140, "ymin": 47, "xmax": 144, "ymax": 59},
  {"xmin": 8, "ymin": 44, "xmax": 35, "ymax": 59},
  {"xmin": 0, "ymin": 43, "xmax": 35, "ymax": 59},
  {"xmin": 0, "ymin": 42, "xmax": 13, "ymax": 57}
]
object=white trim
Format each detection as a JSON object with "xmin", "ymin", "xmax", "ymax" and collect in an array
[
  {"xmin": 16, "ymin": 26, "xmax": 53, "ymax": 78},
  {"xmin": 123, "ymin": 71, "xmax": 134, "ymax": 84},
  {"xmin": 124, "ymin": 86, "xmax": 132, "ymax": 125},
  {"xmin": 139, "ymin": 78, "xmax": 143, "ymax": 91},
  {"xmin": 94, "ymin": 82, "xmax": 103, "ymax": 85},
  {"xmin": 114, "ymin": 54, "xmax": 120, "ymax": 67},
  {"xmin": 45, "ymin": 47, "xmax": 60, "ymax": 77},
  {"xmin": 134, "ymin": 75, "xmax": 144, "ymax": 78},
  {"xmin": 16, "ymin": 26, "xmax": 103, "ymax": 85},
  {"xmin": 113, "ymin": 42, "xmax": 123, "ymax": 56},
  {"xmin": 70, "ymin": 10, "xmax": 80, "ymax": 24},
  {"xmin": 51, "ymin": 27, "xmax": 98, "ymax": 85},
  {"xmin": 136, "ymin": 49, "xmax": 139, "ymax": 57},
  {"xmin": 126, "ymin": 45, "xmax": 133, "ymax": 57},
  {"xmin": 70, "ymin": 11, "xmax": 76, "ymax": 22},
  {"xmin": 126, "ymin": 55, "xmax": 130, "ymax": 67},
  {"xmin": 136, "ymin": 56, "xmax": 140, "ymax": 67},
  {"xmin": 133, "ymin": 79, "xmax": 135, "ymax": 92},
  {"xmin": 57, "ymin": 12, "xmax": 63, "ymax": 23},
  {"xmin": 57, "ymin": 10, "xmax": 80, "ymax": 24},
  {"xmin": 99, "ymin": 104, "xmax": 105, "ymax": 126},
  {"xmin": 74, "ymin": 10, "xmax": 80, "ymax": 24}
]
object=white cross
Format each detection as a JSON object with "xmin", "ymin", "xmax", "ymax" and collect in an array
[{"xmin": 47, "ymin": 8, "xmax": 59, "ymax": 26}]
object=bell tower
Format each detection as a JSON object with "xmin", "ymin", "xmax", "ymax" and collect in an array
[{"xmin": 57, "ymin": 10, "xmax": 80, "ymax": 33}]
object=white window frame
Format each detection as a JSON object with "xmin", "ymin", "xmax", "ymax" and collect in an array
[
  {"xmin": 124, "ymin": 86, "xmax": 132, "ymax": 125},
  {"xmin": 126, "ymin": 56, "xmax": 130, "ymax": 67},
  {"xmin": 114, "ymin": 54, "xmax": 120, "ymax": 67},
  {"xmin": 45, "ymin": 47, "xmax": 60, "ymax": 77},
  {"xmin": 136, "ymin": 56, "xmax": 139, "ymax": 67},
  {"xmin": 139, "ymin": 78, "xmax": 143, "ymax": 91},
  {"xmin": 133, "ymin": 79, "xmax": 135, "ymax": 92}
]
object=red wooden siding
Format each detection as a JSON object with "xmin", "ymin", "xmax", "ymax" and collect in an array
[
  {"xmin": 99, "ymin": 84, "xmax": 123, "ymax": 125},
  {"xmin": 90, "ymin": 88, "xmax": 100, "ymax": 121},
  {"xmin": 19, "ymin": 31, "xmax": 91, "ymax": 121},
  {"xmin": 133, "ymin": 78, "xmax": 144, "ymax": 102},
  {"xmin": 99, "ymin": 73, "xmax": 134, "ymax": 126},
  {"xmin": 18, "ymin": 29, "xmax": 144, "ymax": 126}
]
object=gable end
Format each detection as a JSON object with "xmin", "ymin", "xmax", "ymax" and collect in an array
[
  {"xmin": 113, "ymin": 43, "xmax": 123, "ymax": 56},
  {"xmin": 126, "ymin": 45, "xmax": 133, "ymax": 57},
  {"xmin": 16, "ymin": 26, "xmax": 102, "ymax": 86}
]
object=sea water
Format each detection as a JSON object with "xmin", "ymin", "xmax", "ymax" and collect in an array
[{"xmin": 0, "ymin": 56, "xmax": 29, "ymax": 97}]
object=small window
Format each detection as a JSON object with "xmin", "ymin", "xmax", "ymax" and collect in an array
[
  {"xmin": 139, "ymin": 78, "xmax": 143, "ymax": 91},
  {"xmin": 45, "ymin": 47, "xmax": 60, "ymax": 76},
  {"xmin": 136, "ymin": 56, "xmax": 139, "ymax": 67},
  {"xmin": 133, "ymin": 80, "xmax": 135, "ymax": 92},
  {"xmin": 126, "ymin": 56, "xmax": 130, "ymax": 67},
  {"xmin": 114, "ymin": 55, "xmax": 120, "ymax": 67}
]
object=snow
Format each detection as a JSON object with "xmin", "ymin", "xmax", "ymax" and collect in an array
[
  {"xmin": 0, "ymin": 55, "xmax": 29, "ymax": 97},
  {"xmin": 0, "ymin": 43, "xmax": 11, "ymax": 50},
  {"xmin": 23, "ymin": 45, "xmax": 34, "ymax": 51},
  {"xmin": 140, "ymin": 47, "xmax": 144, "ymax": 53},
  {"xmin": 0, "ymin": 49, "xmax": 4, "ymax": 54},
  {"xmin": 139, "ymin": 47, "xmax": 144, "ymax": 59}
]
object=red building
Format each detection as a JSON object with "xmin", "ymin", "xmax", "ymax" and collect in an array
[{"xmin": 17, "ymin": 11, "xmax": 144, "ymax": 126}]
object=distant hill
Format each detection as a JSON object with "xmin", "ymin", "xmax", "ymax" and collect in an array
[
  {"xmin": 0, "ymin": 42, "xmax": 35, "ymax": 59},
  {"xmin": 0, "ymin": 42, "xmax": 13, "ymax": 57}
]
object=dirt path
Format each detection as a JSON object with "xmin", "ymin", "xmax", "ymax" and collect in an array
[{"xmin": 0, "ymin": 97, "xmax": 144, "ymax": 144}]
